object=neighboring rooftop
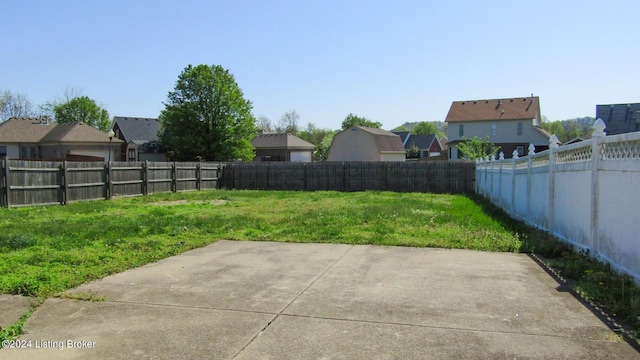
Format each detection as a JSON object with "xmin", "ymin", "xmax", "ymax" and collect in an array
[
  {"xmin": 354, "ymin": 126, "xmax": 405, "ymax": 153},
  {"xmin": 0, "ymin": 117, "xmax": 55, "ymax": 143},
  {"xmin": 251, "ymin": 133, "xmax": 315, "ymax": 149},
  {"xmin": 40, "ymin": 122, "xmax": 122, "ymax": 144},
  {"xmin": 595, "ymin": 103, "xmax": 640, "ymax": 135},
  {"xmin": 112, "ymin": 116, "xmax": 161, "ymax": 142},
  {"xmin": 445, "ymin": 96, "xmax": 540, "ymax": 122}
]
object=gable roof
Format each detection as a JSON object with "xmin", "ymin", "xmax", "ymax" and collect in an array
[
  {"xmin": 404, "ymin": 134, "xmax": 438, "ymax": 150},
  {"xmin": 445, "ymin": 96, "xmax": 540, "ymax": 123},
  {"xmin": 0, "ymin": 117, "xmax": 56, "ymax": 143},
  {"xmin": 112, "ymin": 116, "xmax": 161, "ymax": 142},
  {"xmin": 251, "ymin": 133, "xmax": 315, "ymax": 150},
  {"xmin": 354, "ymin": 126, "xmax": 405, "ymax": 153},
  {"xmin": 595, "ymin": 103, "xmax": 640, "ymax": 135},
  {"xmin": 40, "ymin": 122, "xmax": 123, "ymax": 144}
]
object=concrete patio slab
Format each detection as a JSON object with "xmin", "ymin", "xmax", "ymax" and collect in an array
[
  {"xmin": 1, "ymin": 240, "xmax": 638, "ymax": 359},
  {"xmin": 0, "ymin": 295, "xmax": 32, "ymax": 329}
]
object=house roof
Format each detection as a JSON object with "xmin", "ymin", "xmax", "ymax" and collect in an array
[
  {"xmin": 445, "ymin": 96, "xmax": 540, "ymax": 122},
  {"xmin": 251, "ymin": 133, "xmax": 315, "ymax": 150},
  {"xmin": 354, "ymin": 126, "xmax": 405, "ymax": 153},
  {"xmin": 112, "ymin": 116, "xmax": 161, "ymax": 142},
  {"xmin": 404, "ymin": 134, "xmax": 438, "ymax": 150},
  {"xmin": 595, "ymin": 103, "xmax": 640, "ymax": 135},
  {"xmin": 0, "ymin": 117, "xmax": 56, "ymax": 143},
  {"xmin": 40, "ymin": 122, "xmax": 123, "ymax": 144}
]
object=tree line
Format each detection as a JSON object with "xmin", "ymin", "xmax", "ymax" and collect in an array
[{"xmin": 3, "ymin": 64, "xmax": 597, "ymax": 163}]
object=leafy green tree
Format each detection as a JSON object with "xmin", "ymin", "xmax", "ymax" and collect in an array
[
  {"xmin": 391, "ymin": 125, "xmax": 409, "ymax": 132},
  {"xmin": 412, "ymin": 121, "xmax": 442, "ymax": 136},
  {"xmin": 298, "ymin": 123, "xmax": 335, "ymax": 161},
  {"xmin": 315, "ymin": 131, "xmax": 335, "ymax": 161},
  {"xmin": 540, "ymin": 118, "xmax": 594, "ymax": 143},
  {"xmin": 341, "ymin": 113, "xmax": 382, "ymax": 129},
  {"xmin": 159, "ymin": 64, "xmax": 256, "ymax": 161},
  {"xmin": 457, "ymin": 136, "xmax": 501, "ymax": 160},
  {"xmin": 53, "ymin": 96, "xmax": 110, "ymax": 131},
  {"xmin": 407, "ymin": 143, "xmax": 420, "ymax": 158}
]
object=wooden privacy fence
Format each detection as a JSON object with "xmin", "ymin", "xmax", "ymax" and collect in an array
[
  {"xmin": 221, "ymin": 161, "xmax": 475, "ymax": 193},
  {"xmin": 0, "ymin": 160, "xmax": 221, "ymax": 207},
  {"xmin": 1, "ymin": 160, "xmax": 475, "ymax": 207}
]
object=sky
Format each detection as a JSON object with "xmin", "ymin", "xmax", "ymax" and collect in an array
[{"xmin": 2, "ymin": 0, "xmax": 639, "ymax": 131}]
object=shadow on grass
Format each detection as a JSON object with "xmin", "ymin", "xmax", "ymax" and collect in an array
[{"xmin": 467, "ymin": 193, "xmax": 640, "ymax": 351}]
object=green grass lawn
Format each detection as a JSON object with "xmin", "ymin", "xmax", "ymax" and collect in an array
[{"xmin": 0, "ymin": 189, "xmax": 638, "ymax": 343}]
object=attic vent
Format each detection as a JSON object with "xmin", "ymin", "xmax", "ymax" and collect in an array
[
  {"xmin": 461, "ymin": 102, "xmax": 465, "ymax": 105},
  {"xmin": 473, "ymin": 101, "xmax": 477, "ymax": 104},
  {"xmin": 510, "ymin": 99, "xmax": 514, "ymax": 102},
  {"xmin": 485, "ymin": 100, "xmax": 488, "ymax": 103}
]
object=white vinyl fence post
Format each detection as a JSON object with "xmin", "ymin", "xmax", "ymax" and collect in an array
[
  {"xmin": 548, "ymin": 135, "xmax": 560, "ymax": 234},
  {"xmin": 591, "ymin": 119, "xmax": 607, "ymax": 257}
]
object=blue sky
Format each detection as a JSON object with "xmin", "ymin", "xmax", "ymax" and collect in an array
[{"xmin": 2, "ymin": 0, "xmax": 638, "ymax": 130}]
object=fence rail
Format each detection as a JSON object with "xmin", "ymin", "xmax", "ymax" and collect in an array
[
  {"xmin": 476, "ymin": 127, "xmax": 640, "ymax": 282},
  {"xmin": 0, "ymin": 160, "xmax": 221, "ymax": 207}
]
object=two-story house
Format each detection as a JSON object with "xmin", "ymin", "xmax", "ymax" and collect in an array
[{"xmin": 445, "ymin": 95, "xmax": 551, "ymax": 160}]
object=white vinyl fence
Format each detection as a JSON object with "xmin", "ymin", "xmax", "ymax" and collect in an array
[{"xmin": 476, "ymin": 120, "xmax": 640, "ymax": 282}]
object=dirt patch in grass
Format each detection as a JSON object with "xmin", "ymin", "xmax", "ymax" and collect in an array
[{"xmin": 149, "ymin": 200, "xmax": 227, "ymax": 206}]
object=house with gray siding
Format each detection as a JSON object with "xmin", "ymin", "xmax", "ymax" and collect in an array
[{"xmin": 445, "ymin": 96, "xmax": 551, "ymax": 159}]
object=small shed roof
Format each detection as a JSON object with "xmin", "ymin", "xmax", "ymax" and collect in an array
[{"xmin": 251, "ymin": 133, "xmax": 315, "ymax": 150}]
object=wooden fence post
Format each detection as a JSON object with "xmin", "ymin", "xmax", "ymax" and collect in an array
[
  {"xmin": 61, "ymin": 161, "xmax": 69, "ymax": 205},
  {"xmin": 106, "ymin": 161, "xmax": 113, "ymax": 200},
  {"xmin": 197, "ymin": 161, "xmax": 202, "ymax": 191},
  {"xmin": 143, "ymin": 161, "xmax": 149, "ymax": 195},
  {"xmin": 1, "ymin": 158, "xmax": 8, "ymax": 208},
  {"xmin": 172, "ymin": 161, "xmax": 177, "ymax": 192}
]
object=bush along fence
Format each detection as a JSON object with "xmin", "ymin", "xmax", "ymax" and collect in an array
[
  {"xmin": 0, "ymin": 160, "xmax": 476, "ymax": 207},
  {"xmin": 476, "ymin": 119, "xmax": 640, "ymax": 283},
  {"xmin": 220, "ymin": 161, "xmax": 475, "ymax": 193},
  {"xmin": 0, "ymin": 160, "xmax": 221, "ymax": 207}
]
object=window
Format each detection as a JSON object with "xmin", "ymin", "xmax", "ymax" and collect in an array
[
  {"xmin": 128, "ymin": 148, "xmax": 137, "ymax": 162},
  {"xmin": 0, "ymin": 146, "xmax": 6, "ymax": 158},
  {"xmin": 491, "ymin": 124, "xmax": 497, "ymax": 136},
  {"xmin": 20, "ymin": 146, "xmax": 28, "ymax": 159},
  {"xmin": 458, "ymin": 124, "xmax": 464, "ymax": 137},
  {"xmin": 517, "ymin": 122, "xmax": 523, "ymax": 136},
  {"xmin": 30, "ymin": 147, "xmax": 38, "ymax": 159},
  {"xmin": 516, "ymin": 145, "xmax": 524, "ymax": 156}
]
